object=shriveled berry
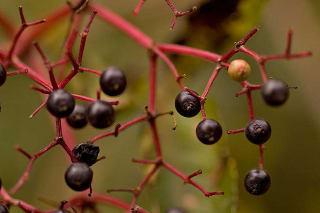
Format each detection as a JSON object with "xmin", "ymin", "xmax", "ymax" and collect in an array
[
  {"xmin": 65, "ymin": 162, "xmax": 93, "ymax": 191},
  {"xmin": 0, "ymin": 204, "xmax": 9, "ymax": 213},
  {"xmin": 87, "ymin": 100, "xmax": 115, "ymax": 129},
  {"xmin": 244, "ymin": 168, "xmax": 271, "ymax": 195},
  {"xmin": 0, "ymin": 63, "xmax": 7, "ymax": 87},
  {"xmin": 175, "ymin": 90, "xmax": 201, "ymax": 118},
  {"xmin": 67, "ymin": 104, "xmax": 88, "ymax": 129},
  {"xmin": 227, "ymin": 59, "xmax": 251, "ymax": 82},
  {"xmin": 47, "ymin": 89, "xmax": 75, "ymax": 118},
  {"xmin": 196, "ymin": 119, "xmax": 222, "ymax": 145},
  {"xmin": 100, "ymin": 67, "xmax": 127, "ymax": 96},
  {"xmin": 166, "ymin": 208, "xmax": 186, "ymax": 213},
  {"xmin": 261, "ymin": 79, "xmax": 289, "ymax": 106},
  {"xmin": 72, "ymin": 143, "xmax": 100, "ymax": 166},
  {"xmin": 245, "ymin": 119, "xmax": 271, "ymax": 145}
]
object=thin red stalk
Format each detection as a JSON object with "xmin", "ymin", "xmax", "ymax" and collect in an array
[
  {"xmin": 79, "ymin": 67, "xmax": 101, "ymax": 75},
  {"xmin": 10, "ymin": 140, "xmax": 59, "ymax": 194},
  {"xmin": 33, "ymin": 42, "xmax": 58, "ymax": 89},
  {"xmin": 72, "ymin": 94, "xmax": 95, "ymax": 102},
  {"xmin": 164, "ymin": 0, "xmax": 195, "ymax": 29},
  {"xmin": 133, "ymin": 0, "xmax": 147, "ymax": 15},
  {"xmin": 162, "ymin": 161, "xmax": 223, "ymax": 197},
  {"xmin": 77, "ymin": 11, "xmax": 97, "ymax": 66},
  {"xmin": 91, "ymin": 115, "xmax": 148, "ymax": 143},
  {"xmin": 132, "ymin": 158, "xmax": 160, "ymax": 164},
  {"xmin": 12, "ymin": 56, "xmax": 53, "ymax": 91},
  {"xmin": 259, "ymin": 144, "xmax": 264, "ymax": 169},
  {"xmin": 149, "ymin": 120, "xmax": 162, "ymax": 157},
  {"xmin": 148, "ymin": 54, "xmax": 157, "ymax": 114},
  {"xmin": 131, "ymin": 165, "xmax": 160, "ymax": 209},
  {"xmin": 263, "ymin": 52, "xmax": 312, "ymax": 61},
  {"xmin": 153, "ymin": 47, "xmax": 184, "ymax": 89},
  {"xmin": 6, "ymin": 69, "xmax": 27, "ymax": 76},
  {"xmin": 201, "ymin": 66, "xmax": 221, "ymax": 98},
  {"xmin": 227, "ymin": 128, "xmax": 245, "ymax": 134},
  {"xmin": 1, "ymin": 187, "xmax": 54, "ymax": 213},
  {"xmin": 59, "ymin": 139, "xmax": 77, "ymax": 162},
  {"xmin": 7, "ymin": 6, "xmax": 46, "ymax": 60},
  {"xmin": 51, "ymin": 58, "xmax": 69, "ymax": 68},
  {"xmin": 238, "ymin": 27, "xmax": 259, "ymax": 46},
  {"xmin": 68, "ymin": 193, "xmax": 148, "ymax": 213},
  {"xmin": 31, "ymin": 86, "xmax": 51, "ymax": 94},
  {"xmin": 200, "ymin": 103, "xmax": 206, "ymax": 119},
  {"xmin": 91, "ymin": 3, "xmax": 153, "ymax": 49},
  {"xmin": 246, "ymin": 91, "xmax": 254, "ymax": 120},
  {"xmin": 158, "ymin": 44, "xmax": 223, "ymax": 64},
  {"xmin": 15, "ymin": 5, "xmax": 71, "ymax": 56},
  {"xmin": 29, "ymin": 100, "xmax": 47, "ymax": 118},
  {"xmin": 285, "ymin": 29, "xmax": 292, "ymax": 56}
]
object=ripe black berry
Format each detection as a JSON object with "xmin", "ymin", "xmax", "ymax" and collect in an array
[
  {"xmin": 87, "ymin": 100, "xmax": 115, "ymax": 129},
  {"xmin": 0, "ymin": 63, "xmax": 7, "ymax": 87},
  {"xmin": 54, "ymin": 210, "xmax": 71, "ymax": 213},
  {"xmin": 72, "ymin": 142, "xmax": 100, "ymax": 166},
  {"xmin": 245, "ymin": 119, "xmax": 271, "ymax": 145},
  {"xmin": 67, "ymin": 104, "xmax": 88, "ymax": 129},
  {"xmin": 46, "ymin": 89, "xmax": 75, "ymax": 118},
  {"xmin": 261, "ymin": 79, "xmax": 289, "ymax": 106},
  {"xmin": 175, "ymin": 90, "xmax": 201, "ymax": 118},
  {"xmin": 0, "ymin": 204, "xmax": 9, "ymax": 213},
  {"xmin": 196, "ymin": 119, "xmax": 222, "ymax": 145},
  {"xmin": 166, "ymin": 208, "xmax": 186, "ymax": 213},
  {"xmin": 244, "ymin": 168, "xmax": 271, "ymax": 195},
  {"xmin": 65, "ymin": 162, "xmax": 93, "ymax": 191},
  {"xmin": 100, "ymin": 67, "xmax": 127, "ymax": 96}
]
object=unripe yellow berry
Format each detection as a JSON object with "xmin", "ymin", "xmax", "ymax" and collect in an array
[{"xmin": 227, "ymin": 59, "xmax": 251, "ymax": 82}]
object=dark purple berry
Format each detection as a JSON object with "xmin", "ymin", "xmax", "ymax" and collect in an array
[
  {"xmin": 166, "ymin": 208, "xmax": 186, "ymax": 213},
  {"xmin": 100, "ymin": 67, "xmax": 127, "ymax": 96},
  {"xmin": 67, "ymin": 104, "xmax": 88, "ymax": 129},
  {"xmin": 245, "ymin": 119, "xmax": 271, "ymax": 145},
  {"xmin": 0, "ymin": 204, "xmax": 9, "ymax": 213},
  {"xmin": 261, "ymin": 79, "xmax": 289, "ymax": 106},
  {"xmin": 65, "ymin": 162, "xmax": 93, "ymax": 191},
  {"xmin": 72, "ymin": 142, "xmax": 100, "ymax": 166},
  {"xmin": 244, "ymin": 168, "xmax": 271, "ymax": 195},
  {"xmin": 0, "ymin": 63, "xmax": 7, "ymax": 87},
  {"xmin": 46, "ymin": 89, "xmax": 75, "ymax": 118},
  {"xmin": 87, "ymin": 100, "xmax": 115, "ymax": 129},
  {"xmin": 53, "ymin": 210, "xmax": 71, "ymax": 213},
  {"xmin": 196, "ymin": 119, "xmax": 222, "ymax": 145},
  {"xmin": 175, "ymin": 90, "xmax": 201, "ymax": 118}
]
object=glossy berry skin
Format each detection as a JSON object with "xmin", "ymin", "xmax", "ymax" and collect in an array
[
  {"xmin": 245, "ymin": 119, "xmax": 271, "ymax": 145},
  {"xmin": 0, "ymin": 63, "xmax": 7, "ymax": 87},
  {"xmin": 47, "ymin": 89, "xmax": 75, "ymax": 118},
  {"xmin": 196, "ymin": 119, "xmax": 222, "ymax": 145},
  {"xmin": 100, "ymin": 67, "xmax": 127, "ymax": 96},
  {"xmin": 72, "ymin": 143, "xmax": 100, "ymax": 166},
  {"xmin": 65, "ymin": 162, "xmax": 93, "ymax": 191},
  {"xmin": 0, "ymin": 204, "xmax": 9, "ymax": 213},
  {"xmin": 261, "ymin": 79, "xmax": 289, "ymax": 106},
  {"xmin": 175, "ymin": 90, "xmax": 201, "ymax": 118},
  {"xmin": 227, "ymin": 59, "xmax": 251, "ymax": 82},
  {"xmin": 67, "ymin": 104, "xmax": 88, "ymax": 129},
  {"xmin": 244, "ymin": 168, "xmax": 271, "ymax": 195},
  {"xmin": 166, "ymin": 208, "xmax": 186, "ymax": 213},
  {"xmin": 54, "ymin": 210, "xmax": 71, "ymax": 213},
  {"xmin": 87, "ymin": 100, "xmax": 115, "ymax": 129}
]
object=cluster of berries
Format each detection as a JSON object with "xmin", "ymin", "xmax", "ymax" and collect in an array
[
  {"xmin": 0, "ymin": 64, "xmax": 126, "ymax": 195},
  {"xmin": 174, "ymin": 59, "xmax": 289, "ymax": 195}
]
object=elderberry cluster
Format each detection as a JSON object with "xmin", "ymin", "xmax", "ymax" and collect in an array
[
  {"xmin": 174, "ymin": 59, "xmax": 290, "ymax": 195},
  {"xmin": 44, "ymin": 66, "xmax": 126, "ymax": 192}
]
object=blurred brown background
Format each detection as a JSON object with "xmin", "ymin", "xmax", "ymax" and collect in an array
[{"xmin": 0, "ymin": 0, "xmax": 319, "ymax": 212}]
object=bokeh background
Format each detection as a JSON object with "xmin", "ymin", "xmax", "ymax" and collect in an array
[{"xmin": 0, "ymin": 0, "xmax": 319, "ymax": 212}]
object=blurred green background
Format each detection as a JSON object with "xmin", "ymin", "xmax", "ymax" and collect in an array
[{"xmin": 0, "ymin": 0, "xmax": 319, "ymax": 212}]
